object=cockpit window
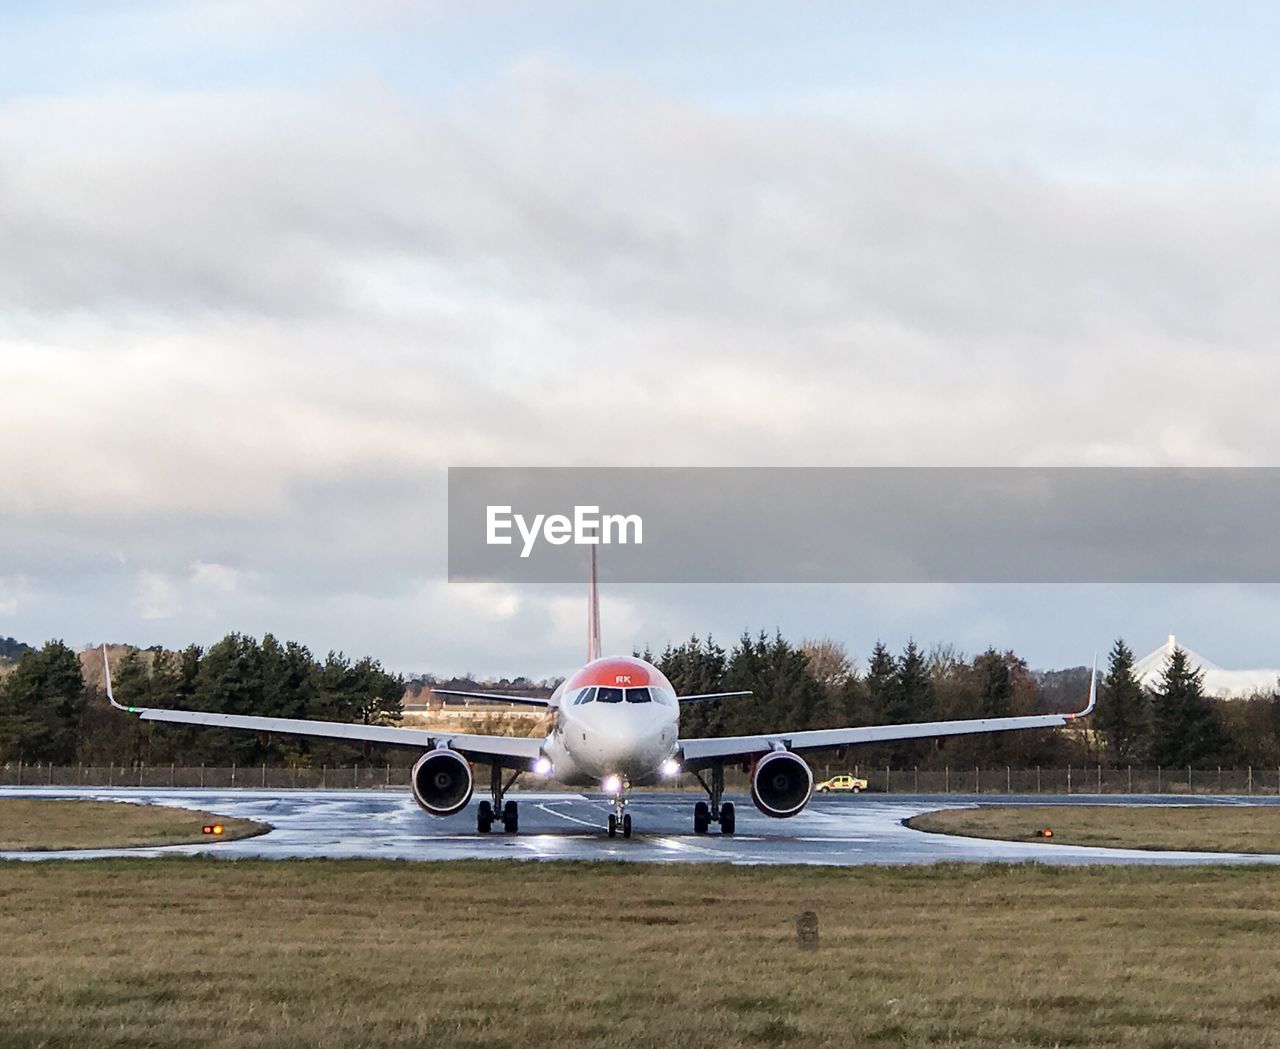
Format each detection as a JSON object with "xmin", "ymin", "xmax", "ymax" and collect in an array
[
  {"xmin": 625, "ymin": 687, "xmax": 652, "ymax": 703},
  {"xmin": 596, "ymin": 687, "xmax": 624, "ymax": 703},
  {"xmin": 573, "ymin": 687, "xmax": 596, "ymax": 705}
]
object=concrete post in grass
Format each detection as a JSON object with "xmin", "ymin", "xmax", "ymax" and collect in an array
[{"xmin": 796, "ymin": 911, "xmax": 819, "ymax": 951}]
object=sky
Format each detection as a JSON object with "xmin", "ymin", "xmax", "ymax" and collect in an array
[{"xmin": 3, "ymin": 2, "xmax": 1280, "ymax": 678}]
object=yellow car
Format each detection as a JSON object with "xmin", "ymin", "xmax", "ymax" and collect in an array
[{"xmin": 815, "ymin": 774, "xmax": 868, "ymax": 794}]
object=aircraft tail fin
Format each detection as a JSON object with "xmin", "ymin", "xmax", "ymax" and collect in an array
[{"xmin": 588, "ymin": 540, "xmax": 601, "ymax": 662}]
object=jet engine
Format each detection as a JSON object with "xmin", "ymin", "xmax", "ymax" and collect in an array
[
  {"xmin": 411, "ymin": 749, "xmax": 473, "ymax": 816},
  {"xmin": 749, "ymin": 750, "xmax": 813, "ymax": 818}
]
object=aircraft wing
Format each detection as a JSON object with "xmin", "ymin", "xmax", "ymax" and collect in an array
[
  {"xmin": 679, "ymin": 660, "xmax": 1095, "ymax": 771},
  {"xmin": 428, "ymin": 689, "xmax": 552, "ymax": 708},
  {"xmin": 101, "ymin": 647, "xmax": 544, "ymax": 768},
  {"xmin": 677, "ymin": 691, "xmax": 752, "ymax": 704}
]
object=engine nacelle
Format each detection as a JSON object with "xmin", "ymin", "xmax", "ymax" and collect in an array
[
  {"xmin": 749, "ymin": 750, "xmax": 813, "ymax": 818},
  {"xmin": 411, "ymin": 749, "xmax": 473, "ymax": 816}
]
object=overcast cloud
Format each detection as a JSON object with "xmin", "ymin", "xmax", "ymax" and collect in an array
[{"xmin": 3, "ymin": 3, "xmax": 1280, "ymax": 676}]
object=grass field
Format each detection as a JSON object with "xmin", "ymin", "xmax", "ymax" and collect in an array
[
  {"xmin": 0, "ymin": 798, "xmax": 266, "ymax": 851},
  {"xmin": 908, "ymin": 805, "xmax": 1280, "ymax": 854},
  {"xmin": 4, "ymin": 860, "xmax": 1280, "ymax": 1048}
]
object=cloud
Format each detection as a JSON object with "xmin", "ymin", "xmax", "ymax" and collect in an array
[
  {"xmin": 0, "ymin": 577, "xmax": 29, "ymax": 617},
  {"xmin": 2, "ymin": 55, "xmax": 1280, "ymax": 670},
  {"xmin": 133, "ymin": 571, "xmax": 179, "ymax": 621},
  {"xmin": 189, "ymin": 561, "xmax": 243, "ymax": 594}
]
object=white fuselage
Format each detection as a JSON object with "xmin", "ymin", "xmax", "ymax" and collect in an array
[{"xmin": 539, "ymin": 656, "xmax": 681, "ymax": 786}]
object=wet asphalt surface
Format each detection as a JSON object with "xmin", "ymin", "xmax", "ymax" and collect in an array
[{"xmin": 6, "ymin": 787, "xmax": 1280, "ymax": 865}]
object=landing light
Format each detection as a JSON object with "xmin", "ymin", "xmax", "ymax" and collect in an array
[
  {"xmin": 533, "ymin": 756, "xmax": 553, "ymax": 776},
  {"xmin": 660, "ymin": 758, "xmax": 681, "ymax": 778},
  {"xmin": 602, "ymin": 774, "xmax": 623, "ymax": 795}
]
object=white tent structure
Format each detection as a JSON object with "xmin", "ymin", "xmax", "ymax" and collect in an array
[{"xmin": 1133, "ymin": 635, "xmax": 1280, "ymax": 699}]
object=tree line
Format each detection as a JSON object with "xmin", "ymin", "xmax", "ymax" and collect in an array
[
  {"xmin": 650, "ymin": 632, "xmax": 1280, "ymax": 770},
  {"xmin": 1092, "ymin": 639, "xmax": 1280, "ymax": 768},
  {"xmin": 643, "ymin": 632, "xmax": 1082, "ymax": 768},
  {"xmin": 3, "ymin": 629, "xmax": 1278, "ymax": 770},
  {"xmin": 0, "ymin": 634, "xmax": 403, "ymax": 767}
]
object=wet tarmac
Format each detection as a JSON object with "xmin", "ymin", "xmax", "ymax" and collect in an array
[{"xmin": 5, "ymin": 787, "xmax": 1280, "ymax": 866}]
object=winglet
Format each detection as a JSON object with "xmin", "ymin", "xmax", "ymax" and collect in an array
[
  {"xmin": 1067, "ymin": 654, "xmax": 1098, "ymax": 719},
  {"xmin": 100, "ymin": 643, "xmax": 141, "ymax": 714}
]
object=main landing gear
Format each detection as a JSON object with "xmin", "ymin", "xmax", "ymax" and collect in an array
[
  {"xmin": 691, "ymin": 764, "xmax": 735, "ymax": 835},
  {"xmin": 477, "ymin": 764, "xmax": 521, "ymax": 834},
  {"xmin": 605, "ymin": 780, "xmax": 632, "ymax": 839}
]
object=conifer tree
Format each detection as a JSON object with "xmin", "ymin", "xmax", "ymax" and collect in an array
[
  {"xmin": 863, "ymin": 641, "xmax": 897, "ymax": 723},
  {"xmin": 0, "ymin": 640, "xmax": 85, "ymax": 763},
  {"xmin": 1096, "ymin": 639, "xmax": 1150, "ymax": 763},
  {"xmin": 1150, "ymin": 646, "xmax": 1222, "ymax": 768}
]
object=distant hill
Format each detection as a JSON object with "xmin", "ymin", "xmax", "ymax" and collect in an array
[{"xmin": 404, "ymin": 673, "xmax": 557, "ymax": 709}]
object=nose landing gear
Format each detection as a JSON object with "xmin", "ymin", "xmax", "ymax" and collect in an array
[
  {"xmin": 478, "ymin": 764, "xmax": 522, "ymax": 834},
  {"xmin": 691, "ymin": 765, "xmax": 736, "ymax": 835},
  {"xmin": 605, "ymin": 781, "xmax": 633, "ymax": 838}
]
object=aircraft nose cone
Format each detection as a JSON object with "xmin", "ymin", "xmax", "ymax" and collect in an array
[{"xmin": 578, "ymin": 705, "xmax": 670, "ymax": 778}]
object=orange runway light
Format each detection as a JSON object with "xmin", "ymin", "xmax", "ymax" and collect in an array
[
  {"xmin": 203, "ymin": 824, "xmax": 225, "ymax": 836},
  {"xmin": 1035, "ymin": 828, "xmax": 1054, "ymax": 838}
]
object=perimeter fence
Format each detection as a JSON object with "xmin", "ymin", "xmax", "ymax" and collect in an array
[{"xmin": 3, "ymin": 763, "xmax": 1280, "ymax": 795}]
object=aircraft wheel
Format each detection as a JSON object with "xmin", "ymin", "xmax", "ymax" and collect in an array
[
  {"xmin": 477, "ymin": 800, "xmax": 493, "ymax": 834},
  {"xmin": 502, "ymin": 800, "xmax": 519, "ymax": 833},
  {"xmin": 608, "ymin": 813, "xmax": 618, "ymax": 838},
  {"xmin": 719, "ymin": 802, "xmax": 736, "ymax": 835},
  {"xmin": 622, "ymin": 813, "xmax": 632, "ymax": 839},
  {"xmin": 693, "ymin": 801, "xmax": 710, "ymax": 834}
]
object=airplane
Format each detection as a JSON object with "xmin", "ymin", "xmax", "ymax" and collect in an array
[{"xmin": 103, "ymin": 546, "xmax": 1096, "ymax": 839}]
